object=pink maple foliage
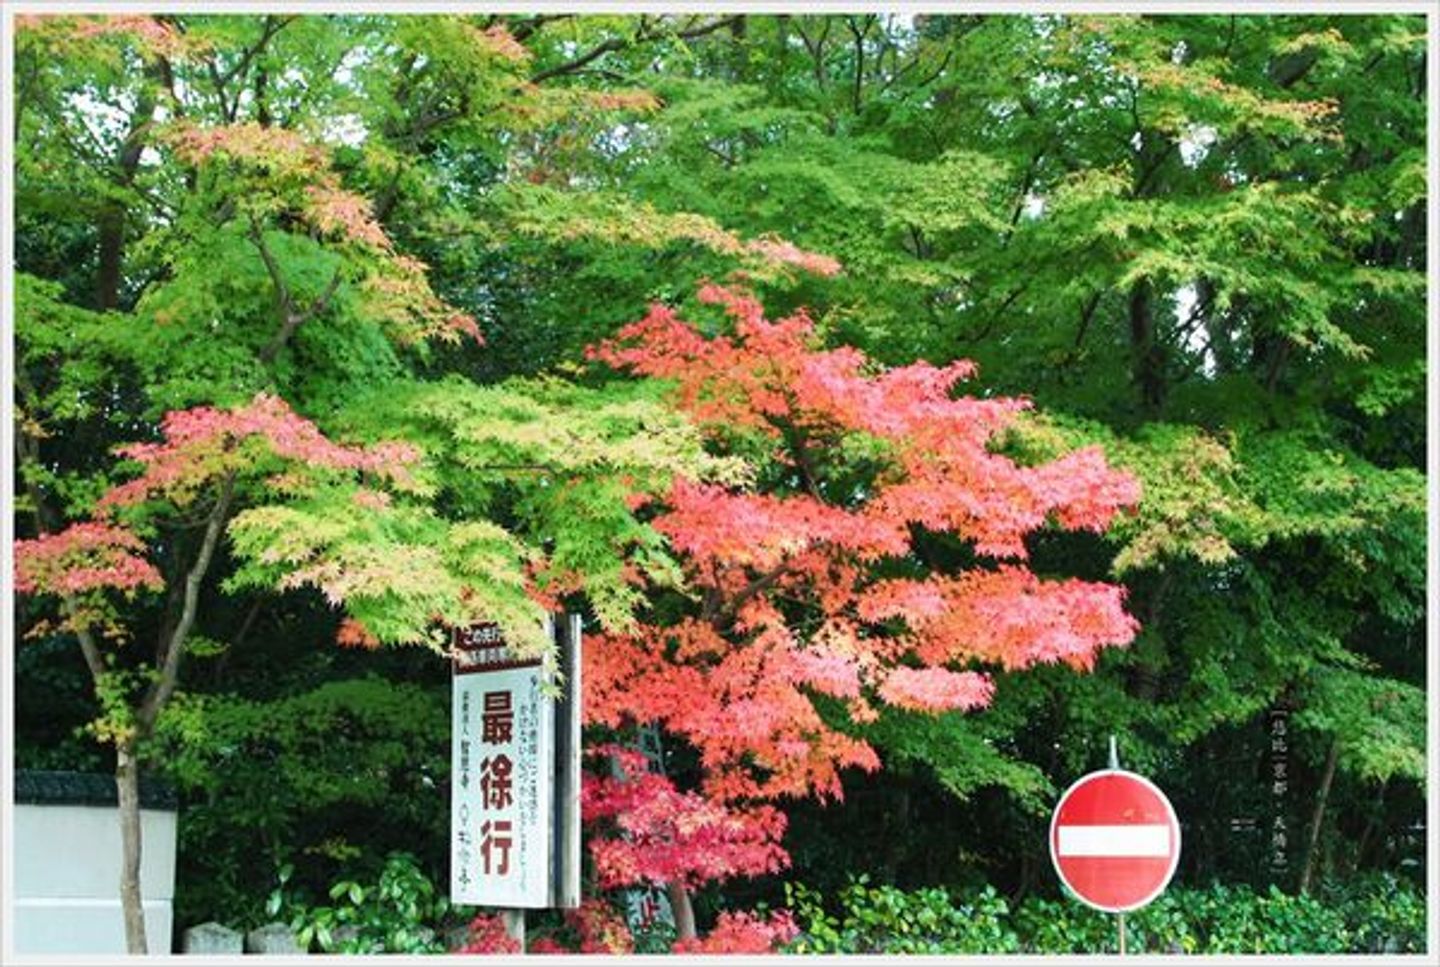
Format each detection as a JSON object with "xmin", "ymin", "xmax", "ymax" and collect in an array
[
  {"xmin": 670, "ymin": 909, "xmax": 800, "ymax": 954},
  {"xmin": 876, "ymin": 666, "xmax": 995, "ymax": 714},
  {"xmin": 167, "ymin": 122, "xmax": 324, "ymax": 173},
  {"xmin": 14, "ymin": 522, "xmax": 162, "ymax": 597},
  {"xmin": 97, "ymin": 393, "xmax": 419, "ymax": 512},
  {"xmin": 469, "ymin": 23, "xmax": 530, "ymax": 63},
  {"xmin": 303, "ymin": 185, "xmax": 393, "ymax": 251},
  {"xmin": 745, "ymin": 236, "xmax": 843, "ymax": 277},
  {"xmin": 68, "ymin": 15, "xmax": 196, "ymax": 59}
]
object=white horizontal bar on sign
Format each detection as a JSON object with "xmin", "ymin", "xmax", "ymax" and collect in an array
[{"xmin": 1056, "ymin": 824, "xmax": 1170, "ymax": 857}]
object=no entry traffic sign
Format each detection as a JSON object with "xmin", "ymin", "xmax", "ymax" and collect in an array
[{"xmin": 1049, "ymin": 769, "xmax": 1181, "ymax": 913}]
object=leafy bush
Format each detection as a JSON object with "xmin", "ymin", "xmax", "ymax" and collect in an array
[
  {"xmin": 278, "ymin": 852, "xmax": 454, "ymax": 953},
  {"xmin": 1325, "ymin": 873, "xmax": 1428, "ymax": 954},
  {"xmin": 153, "ymin": 677, "xmax": 449, "ymax": 928},
  {"xmin": 1011, "ymin": 896, "xmax": 1113, "ymax": 953},
  {"xmin": 784, "ymin": 876, "xmax": 1019, "ymax": 954},
  {"xmin": 451, "ymin": 914, "xmax": 520, "ymax": 955},
  {"xmin": 784, "ymin": 876, "xmax": 1427, "ymax": 955},
  {"xmin": 672, "ymin": 909, "xmax": 799, "ymax": 954}
]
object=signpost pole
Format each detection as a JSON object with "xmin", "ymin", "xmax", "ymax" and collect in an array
[
  {"xmin": 1109, "ymin": 734, "xmax": 1123, "ymax": 956},
  {"xmin": 550, "ymin": 613, "xmax": 582, "ymax": 910},
  {"xmin": 501, "ymin": 909, "xmax": 525, "ymax": 952}
]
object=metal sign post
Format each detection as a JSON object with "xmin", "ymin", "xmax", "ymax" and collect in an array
[
  {"xmin": 549, "ymin": 613, "xmax": 583, "ymax": 910},
  {"xmin": 1110, "ymin": 737, "xmax": 1125, "ymax": 956},
  {"xmin": 1050, "ymin": 734, "xmax": 1181, "ymax": 957}
]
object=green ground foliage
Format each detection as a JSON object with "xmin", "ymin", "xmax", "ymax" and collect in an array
[
  {"xmin": 12, "ymin": 11, "xmax": 1427, "ymax": 954},
  {"xmin": 784, "ymin": 873, "xmax": 1426, "ymax": 954}
]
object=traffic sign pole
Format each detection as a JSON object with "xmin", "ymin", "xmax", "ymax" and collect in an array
[
  {"xmin": 1112, "ymin": 735, "xmax": 1123, "ymax": 956},
  {"xmin": 1049, "ymin": 734, "xmax": 1181, "ymax": 955}
]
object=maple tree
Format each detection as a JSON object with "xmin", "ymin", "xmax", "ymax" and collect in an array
[
  {"xmin": 13, "ymin": 393, "xmax": 421, "ymax": 952},
  {"xmin": 578, "ymin": 285, "xmax": 1140, "ymax": 932}
]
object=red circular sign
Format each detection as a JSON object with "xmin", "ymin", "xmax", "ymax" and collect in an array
[{"xmin": 1049, "ymin": 769, "xmax": 1181, "ymax": 913}]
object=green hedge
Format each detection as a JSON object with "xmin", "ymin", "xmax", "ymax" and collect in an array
[{"xmin": 783, "ymin": 874, "xmax": 1426, "ymax": 955}]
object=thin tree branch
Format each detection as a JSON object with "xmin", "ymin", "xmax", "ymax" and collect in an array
[
  {"xmin": 510, "ymin": 14, "xmax": 574, "ymax": 42},
  {"xmin": 714, "ymin": 565, "xmax": 792, "ymax": 628},
  {"xmin": 893, "ymin": 49, "xmax": 953, "ymax": 105},
  {"xmin": 535, "ymin": 34, "xmax": 632, "ymax": 82},
  {"xmin": 795, "ymin": 18, "xmax": 833, "ymax": 95},
  {"xmin": 247, "ymin": 214, "xmax": 342, "ymax": 364},
  {"xmin": 247, "ymin": 214, "xmax": 294, "ymax": 318},
  {"xmin": 218, "ymin": 14, "xmax": 294, "ymax": 88},
  {"xmin": 847, "ymin": 16, "xmax": 871, "ymax": 114},
  {"xmin": 962, "ymin": 283, "xmax": 1029, "ymax": 344},
  {"xmin": 138, "ymin": 471, "xmax": 236, "ymax": 732},
  {"xmin": 529, "ymin": 16, "xmax": 742, "ymax": 84},
  {"xmin": 258, "ymin": 265, "xmax": 342, "ymax": 364}
]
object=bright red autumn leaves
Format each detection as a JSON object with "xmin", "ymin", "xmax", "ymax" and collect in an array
[
  {"xmin": 586, "ymin": 285, "xmax": 1141, "ymax": 806},
  {"xmin": 582, "ymin": 747, "xmax": 789, "ymax": 891}
]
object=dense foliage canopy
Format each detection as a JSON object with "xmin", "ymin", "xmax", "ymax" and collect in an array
[{"xmin": 10, "ymin": 10, "xmax": 1427, "ymax": 955}]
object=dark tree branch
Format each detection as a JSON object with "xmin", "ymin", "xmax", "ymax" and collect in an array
[
  {"xmin": 247, "ymin": 214, "xmax": 342, "ymax": 364},
  {"xmin": 205, "ymin": 56, "xmax": 235, "ymax": 122},
  {"xmin": 259, "ymin": 265, "xmax": 342, "ymax": 365},
  {"xmin": 529, "ymin": 16, "xmax": 742, "ymax": 84},
  {"xmin": 248, "ymin": 214, "xmax": 295, "ymax": 316},
  {"xmin": 795, "ymin": 17, "xmax": 834, "ymax": 95},
  {"xmin": 1072, "ymin": 289, "xmax": 1107, "ymax": 349},
  {"xmin": 536, "ymin": 33, "xmax": 632, "ymax": 79},
  {"xmin": 510, "ymin": 14, "xmax": 574, "ymax": 42},
  {"xmin": 96, "ymin": 88, "xmax": 156, "ymax": 311},
  {"xmin": 714, "ymin": 565, "xmax": 792, "ymax": 628},
  {"xmin": 962, "ymin": 283, "xmax": 1029, "ymax": 345},
  {"xmin": 219, "ymin": 14, "xmax": 294, "ymax": 88},
  {"xmin": 847, "ymin": 16, "xmax": 872, "ymax": 113},
  {"xmin": 1130, "ymin": 139, "xmax": 1176, "ymax": 199},
  {"xmin": 893, "ymin": 49, "xmax": 953, "ymax": 106}
]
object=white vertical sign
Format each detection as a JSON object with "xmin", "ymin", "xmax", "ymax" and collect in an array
[{"xmin": 451, "ymin": 624, "xmax": 553, "ymax": 908}]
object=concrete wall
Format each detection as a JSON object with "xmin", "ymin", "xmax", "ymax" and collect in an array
[{"xmin": 12, "ymin": 803, "xmax": 177, "ymax": 954}]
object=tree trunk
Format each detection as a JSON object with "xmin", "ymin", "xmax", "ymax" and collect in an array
[
  {"xmin": 1354, "ymin": 779, "xmax": 1388, "ymax": 870},
  {"xmin": 665, "ymin": 881, "xmax": 697, "ymax": 942},
  {"xmin": 1298, "ymin": 737, "xmax": 1340, "ymax": 894},
  {"xmin": 881, "ymin": 779, "xmax": 911, "ymax": 883},
  {"xmin": 95, "ymin": 91, "xmax": 155, "ymax": 311},
  {"xmin": 1128, "ymin": 279, "xmax": 1166, "ymax": 413},
  {"xmin": 116, "ymin": 739, "xmax": 149, "ymax": 953}
]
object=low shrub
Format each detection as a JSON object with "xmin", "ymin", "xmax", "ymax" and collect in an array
[
  {"xmin": 784, "ymin": 877, "xmax": 1019, "ymax": 954},
  {"xmin": 784, "ymin": 875, "xmax": 1427, "ymax": 955},
  {"xmin": 278, "ymin": 852, "xmax": 454, "ymax": 953}
]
